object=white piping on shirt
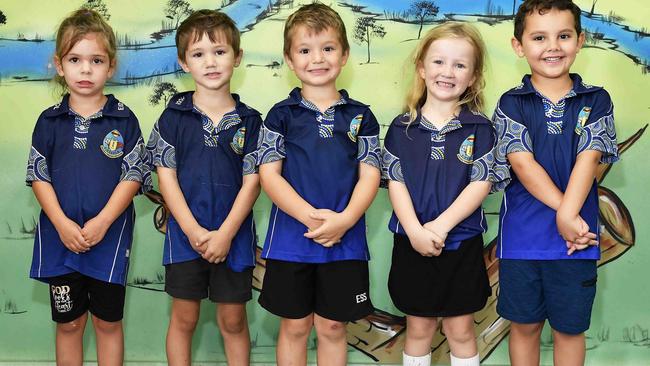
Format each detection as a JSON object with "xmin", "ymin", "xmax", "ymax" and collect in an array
[
  {"xmin": 264, "ymin": 206, "xmax": 279, "ymax": 258},
  {"xmin": 108, "ymin": 214, "xmax": 128, "ymax": 283}
]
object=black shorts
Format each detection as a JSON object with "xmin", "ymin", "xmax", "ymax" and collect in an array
[
  {"xmin": 259, "ymin": 259, "xmax": 373, "ymax": 322},
  {"xmin": 165, "ymin": 258, "xmax": 252, "ymax": 303},
  {"xmin": 388, "ymin": 234, "xmax": 491, "ymax": 317},
  {"xmin": 48, "ymin": 272, "xmax": 125, "ymax": 323}
]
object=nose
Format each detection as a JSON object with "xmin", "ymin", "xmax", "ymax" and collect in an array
[
  {"xmin": 312, "ymin": 50, "xmax": 325, "ymax": 63},
  {"xmin": 205, "ymin": 53, "xmax": 217, "ymax": 67},
  {"xmin": 441, "ymin": 63, "xmax": 454, "ymax": 77},
  {"xmin": 81, "ymin": 60, "xmax": 92, "ymax": 74},
  {"xmin": 547, "ymin": 37, "xmax": 560, "ymax": 51}
]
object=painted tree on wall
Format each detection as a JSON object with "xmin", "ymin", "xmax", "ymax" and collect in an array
[
  {"xmin": 81, "ymin": 0, "xmax": 110, "ymax": 20},
  {"xmin": 353, "ymin": 17, "xmax": 386, "ymax": 64},
  {"xmin": 589, "ymin": 0, "xmax": 599, "ymax": 15},
  {"xmin": 408, "ymin": 0, "xmax": 438, "ymax": 39},
  {"xmin": 0, "ymin": 10, "xmax": 6, "ymax": 25},
  {"xmin": 149, "ymin": 82, "xmax": 178, "ymax": 107},
  {"xmin": 165, "ymin": 0, "xmax": 193, "ymax": 29}
]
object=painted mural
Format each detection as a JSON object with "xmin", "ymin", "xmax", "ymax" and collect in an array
[{"xmin": 0, "ymin": 0, "xmax": 648, "ymax": 364}]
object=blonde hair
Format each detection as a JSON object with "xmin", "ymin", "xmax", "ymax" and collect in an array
[
  {"xmin": 283, "ymin": 3, "xmax": 349, "ymax": 57},
  {"xmin": 404, "ymin": 22, "xmax": 487, "ymax": 123},
  {"xmin": 53, "ymin": 9, "xmax": 116, "ymax": 94}
]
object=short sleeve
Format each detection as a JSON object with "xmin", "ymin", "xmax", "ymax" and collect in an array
[
  {"xmin": 146, "ymin": 112, "xmax": 177, "ymax": 170},
  {"xmin": 491, "ymin": 99, "xmax": 531, "ymax": 191},
  {"xmin": 242, "ymin": 114, "xmax": 263, "ymax": 175},
  {"xmin": 256, "ymin": 108, "xmax": 286, "ymax": 166},
  {"xmin": 120, "ymin": 115, "xmax": 152, "ymax": 194},
  {"xmin": 26, "ymin": 115, "xmax": 52, "ymax": 186},
  {"xmin": 577, "ymin": 91, "xmax": 618, "ymax": 163},
  {"xmin": 380, "ymin": 118, "xmax": 404, "ymax": 183},
  {"xmin": 356, "ymin": 109, "xmax": 381, "ymax": 169}
]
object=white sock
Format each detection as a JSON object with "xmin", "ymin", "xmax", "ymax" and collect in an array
[
  {"xmin": 403, "ymin": 351, "xmax": 431, "ymax": 366},
  {"xmin": 450, "ymin": 353, "xmax": 480, "ymax": 366}
]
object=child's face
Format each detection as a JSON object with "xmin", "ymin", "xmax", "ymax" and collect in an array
[
  {"xmin": 512, "ymin": 8, "xmax": 584, "ymax": 83},
  {"xmin": 55, "ymin": 32, "xmax": 115, "ymax": 99},
  {"xmin": 179, "ymin": 31, "xmax": 242, "ymax": 94},
  {"xmin": 417, "ymin": 37, "xmax": 476, "ymax": 105},
  {"xmin": 285, "ymin": 25, "xmax": 348, "ymax": 90}
]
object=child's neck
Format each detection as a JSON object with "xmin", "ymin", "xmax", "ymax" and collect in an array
[
  {"xmin": 68, "ymin": 93, "xmax": 107, "ymax": 118},
  {"xmin": 192, "ymin": 87, "xmax": 236, "ymax": 121},
  {"xmin": 420, "ymin": 98, "xmax": 460, "ymax": 130},
  {"xmin": 530, "ymin": 73, "xmax": 574, "ymax": 104},
  {"xmin": 300, "ymin": 84, "xmax": 340, "ymax": 113}
]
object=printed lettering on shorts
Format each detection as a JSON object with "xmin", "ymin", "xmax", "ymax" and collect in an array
[
  {"xmin": 355, "ymin": 292, "xmax": 368, "ymax": 304},
  {"xmin": 51, "ymin": 285, "xmax": 73, "ymax": 313}
]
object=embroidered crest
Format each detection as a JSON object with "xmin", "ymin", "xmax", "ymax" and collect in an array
[
  {"xmin": 175, "ymin": 96, "xmax": 185, "ymax": 105},
  {"xmin": 457, "ymin": 134, "xmax": 475, "ymax": 164},
  {"xmin": 230, "ymin": 127, "xmax": 246, "ymax": 155},
  {"xmin": 348, "ymin": 114, "xmax": 363, "ymax": 142},
  {"xmin": 100, "ymin": 129, "xmax": 124, "ymax": 158},
  {"xmin": 117, "ymin": 102, "xmax": 124, "ymax": 111},
  {"xmin": 575, "ymin": 106, "xmax": 592, "ymax": 135}
]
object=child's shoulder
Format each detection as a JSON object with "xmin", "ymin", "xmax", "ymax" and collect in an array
[{"xmin": 232, "ymin": 94, "xmax": 262, "ymax": 119}]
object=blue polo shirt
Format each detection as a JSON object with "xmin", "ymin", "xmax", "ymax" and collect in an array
[
  {"xmin": 256, "ymin": 88, "xmax": 381, "ymax": 263},
  {"xmin": 382, "ymin": 106, "xmax": 505, "ymax": 250},
  {"xmin": 147, "ymin": 91, "xmax": 262, "ymax": 271},
  {"xmin": 26, "ymin": 94, "xmax": 151, "ymax": 285},
  {"xmin": 493, "ymin": 74, "xmax": 618, "ymax": 260}
]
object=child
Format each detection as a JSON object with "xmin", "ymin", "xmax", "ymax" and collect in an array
[
  {"xmin": 26, "ymin": 9, "xmax": 150, "ymax": 366},
  {"xmin": 493, "ymin": 0, "xmax": 618, "ymax": 364},
  {"xmin": 146, "ymin": 10, "xmax": 262, "ymax": 366},
  {"xmin": 256, "ymin": 3, "xmax": 381, "ymax": 365},
  {"xmin": 382, "ymin": 23, "xmax": 503, "ymax": 366}
]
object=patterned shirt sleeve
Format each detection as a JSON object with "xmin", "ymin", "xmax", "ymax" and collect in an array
[
  {"xmin": 242, "ymin": 114, "xmax": 263, "ymax": 175},
  {"xmin": 356, "ymin": 109, "xmax": 381, "ymax": 169},
  {"xmin": 256, "ymin": 109, "xmax": 286, "ymax": 166},
  {"xmin": 491, "ymin": 100, "xmax": 530, "ymax": 191},
  {"xmin": 120, "ymin": 116, "xmax": 152, "ymax": 194},
  {"xmin": 146, "ymin": 114, "xmax": 177, "ymax": 169},
  {"xmin": 26, "ymin": 115, "xmax": 52, "ymax": 186},
  {"xmin": 577, "ymin": 91, "xmax": 619, "ymax": 163},
  {"xmin": 381, "ymin": 121, "xmax": 404, "ymax": 183}
]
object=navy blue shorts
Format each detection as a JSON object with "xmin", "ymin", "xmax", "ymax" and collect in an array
[{"xmin": 497, "ymin": 259, "xmax": 597, "ymax": 335}]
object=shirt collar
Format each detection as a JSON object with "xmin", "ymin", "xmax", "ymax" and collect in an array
[
  {"xmin": 506, "ymin": 73, "xmax": 603, "ymax": 96},
  {"xmin": 412, "ymin": 105, "xmax": 486, "ymax": 133},
  {"xmin": 168, "ymin": 91, "xmax": 260, "ymax": 118},
  {"xmin": 276, "ymin": 87, "xmax": 368, "ymax": 108},
  {"xmin": 44, "ymin": 94, "xmax": 129, "ymax": 118}
]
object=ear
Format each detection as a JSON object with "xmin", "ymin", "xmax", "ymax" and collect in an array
[
  {"xmin": 340, "ymin": 49, "xmax": 349, "ymax": 66},
  {"xmin": 511, "ymin": 37, "xmax": 525, "ymax": 57},
  {"xmin": 178, "ymin": 56, "xmax": 190, "ymax": 73},
  {"xmin": 107, "ymin": 59, "xmax": 116, "ymax": 79},
  {"xmin": 234, "ymin": 48, "xmax": 243, "ymax": 67},
  {"xmin": 576, "ymin": 31, "xmax": 586, "ymax": 52},
  {"xmin": 417, "ymin": 61, "xmax": 426, "ymax": 80},
  {"xmin": 54, "ymin": 56, "xmax": 65, "ymax": 77},
  {"xmin": 284, "ymin": 52, "xmax": 295, "ymax": 71}
]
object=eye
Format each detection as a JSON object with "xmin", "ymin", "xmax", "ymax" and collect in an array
[
  {"xmin": 559, "ymin": 33, "xmax": 571, "ymax": 40},
  {"xmin": 455, "ymin": 63, "xmax": 466, "ymax": 69},
  {"xmin": 298, "ymin": 48, "xmax": 309, "ymax": 55},
  {"xmin": 68, "ymin": 57, "xmax": 79, "ymax": 63},
  {"xmin": 192, "ymin": 52, "xmax": 202, "ymax": 58},
  {"xmin": 324, "ymin": 46, "xmax": 334, "ymax": 52},
  {"xmin": 215, "ymin": 49, "xmax": 226, "ymax": 56},
  {"xmin": 92, "ymin": 58, "xmax": 104, "ymax": 64},
  {"xmin": 533, "ymin": 35, "xmax": 544, "ymax": 41},
  {"xmin": 433, "ymin": 59, "xmax": 443, "ymax": 65}
]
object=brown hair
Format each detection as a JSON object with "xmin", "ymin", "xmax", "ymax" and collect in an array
[
  {"xmin": 53, "ymin": 9, "xmax": 116, "ymax": 92},
  {"xmin": 404, "ymin": 22, "xmax": 487, "ymax": 122},
  {"xmin": 514, "ymin": 0, "xmax": 582, "ymax": 42},
  {"xmin": 176, "ymin": 9, "xmax": 240, "ymax": 61},
  {"xmin": 283, "ymin": 3, "xmax": 349, "ymax": 57}
]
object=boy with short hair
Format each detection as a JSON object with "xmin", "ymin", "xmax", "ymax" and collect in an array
[
  {"xmin": 146, "ymin": 9, "xmax": 262, "ymax": 366},
  {"xmin": 493, "ymin": 0, "xmax": 618, "ymax": 365},
  {"xmin": 256, "ymin": 3, "xmax": 381, "ymax": 365}
]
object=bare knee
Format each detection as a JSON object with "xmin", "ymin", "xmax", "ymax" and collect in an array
[
  {"xmin": 407, "ymin": 317, "xmax": 438, "ymax": 341},
  {"xmin": 171, "ymin": 309, "xmax": 199, "ymax": 333},
  {"xmin": 281, "ymin": 317, "xmax": 313, "ymax": 340},
  {"xmin": 442, "ymin": 319, "xmax": 475, "ymax": 345},
  {"xmin": 57, "ymin": 317, "xmax": 87, "ymax": 336},
  {"xmin": 511, "ymin": 322, "xmax": 544, "ymax": 338},
  {"xmin": 92, "ymin": 316, "xmax": 122, "ymax": 335},
  {"xmin": 218, "ymin": 314, "xmax": 247, "ymax": 335},
  {"xmin": 314, "ymin": 318, "xmax": 346, "ymax": 342}
]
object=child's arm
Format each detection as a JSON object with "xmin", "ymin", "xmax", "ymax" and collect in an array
[
  {"xmin": 508, "ymin": 151, "xmax": 564, "ymax": 210},
  {"xmin": 32, "ymin": 181, "xmax": 88, "ymax": 254},
  {"xmin": 81, "ymin": 181, "xmax": 141, "ymax": 246},
  {"xmin": 388, "ymin": 180, "xmax": 443, "ymax": 256},
  {"xmin": 200, "ymin": 173, "xmax": 261, "ymax": 264},
  {"xmin": 423, "ymin": 181, "xmax": 492, "ymax": 245},
  {"xmin": 304, "ymin": 162, "xmax": 380, "ymax": 247},
  {"xmin": 158, "ymin": 167, "xmax": 208, "ymax": 253}
]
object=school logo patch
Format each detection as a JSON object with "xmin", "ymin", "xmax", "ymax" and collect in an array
[
  {"xmin": 100, "ymin": 129, "xmax": 124, "ymax": 158},
  {"xmin": 230, "ymin": 127, "xmax": 246, "ymax": 155},
  {"xmin": 348, "ymin": 114, "xmax": 363, "ymax": 142},
  {"xmin": 457, "ymin": 134, "xmax": 475, "ymax": 164},
  {"xmin": 575, "ymin": 106, "xmax": 592, "ymax": 135}
]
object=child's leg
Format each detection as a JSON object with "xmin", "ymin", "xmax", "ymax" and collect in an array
[
  {"xmin": 277, "ymin": 314, "xmax": 314, "ymax": 366},
  {"xmin": 404, "ymin": 315, "xmax": 437, "ymax": 365},
  {"xmin": 508, "ymin": 321, "xmax": 544, "ymax": 366},
  {"xmin": 92, "ymin": 316, "xmax": 123, "ymax": 366},
  {"xmin": 166, "ymin": 298, "xmax": 201, "ymax": 366},
  {"xmin": 552, "ymin": 330, "xmax": 585, "ymax": 366},
  {"xmin": 314, "ymin": 314, "xmax": 347, "ymax": 366},
  {"xmin": 55, "ymin": 312, "xmax": 88, "ymax": 366},
  {"xmin": 216, "ymin": 303, "xmax": 250, "ymax": 366},
  {"xmin": 442, "ymin": 314, "xmax": 479, "ymax": 365}
]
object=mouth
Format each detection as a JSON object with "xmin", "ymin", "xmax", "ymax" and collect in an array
[
  {"xmin": 205, "ymin": 72, "xmax": 221, "ymax": 79},
  {"xmin": 76, "ymin": 80, "xmax": 94, "ymax": 88},
  {"xmin": 543, "ymin": 56, "xmax": 564, "ymax": 63},
  {"xmin": 308, "ymin": 68, "xmax": 329, "ymax": 75},
  {"xmin": 435, "ymin": 81, "xmax": 455, "ymax": 88}
]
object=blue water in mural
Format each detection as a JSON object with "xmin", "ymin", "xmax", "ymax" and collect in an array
[{"xmin": 0, "ymin": 0, "xmax": 647, "ymax": 83}]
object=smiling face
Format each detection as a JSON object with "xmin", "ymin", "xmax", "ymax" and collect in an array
[
  {"xmin": 54, "ymin": 32, "xmax": 114, "ymax": 100},
  {"xmin": 178, "ymin": 30, "xmax": 242, "ymax": 94},
  {"xmin": 418, "ymin": 37, "xmax": 476, "ymax": 105},
  {"xmin": 512, "ymin": 8, "xmax": 585, "ymax": 85},
  {"xmin": 284, "ymin": 25, "xmax": 349, "ymax": 91}
]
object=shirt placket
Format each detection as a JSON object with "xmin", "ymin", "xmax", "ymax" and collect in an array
[
  {"xmin": 72, "ymin": 111, "xmax": 101, "ymax": 149},
  {"xmin": 540, "ymin": 90, "xmax": 577, "ymax": 134}
]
